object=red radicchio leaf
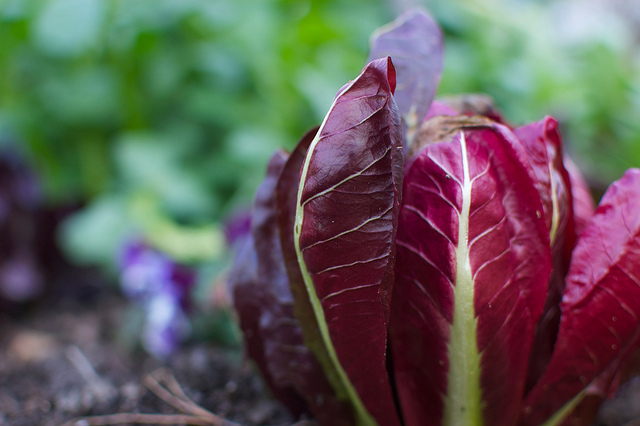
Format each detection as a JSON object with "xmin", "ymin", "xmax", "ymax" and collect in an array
[
  {"xmin": 276, "ymin": 127, "xmax": 320, "ymax": 353},
  {"xmin": 521, "ymin": 168, "xmax": 640, "ymax": 426},
  {"xmin": 514, "ymin": 117, "xmax": 573, "ymax": 249},
  {"xmin": 390, "ymin": 119, "xmax": 551, "ymax": 426},
  {"xmin": 563, "ymin": 155, "xmax": 595, "ymax": 238},
  {"xmin": 228, "ymin": 236, "xmax": 304, "ymax": 413},
  {"xmin": 293, "ymin": 57, "xmax": 403, "ymax": 426},
  {"xmin": 254, "ymin": 150, "xmax": 292, "ymax": 295},
  {"xmin": 423, "ymin": 100, "xmax": 458, "ymax": 121},
  {"xmin": 278, "ymin": 127, "xmax": 357, "ymax": 425},
  {"xmin": 230, "ymin": 150, "xmax": 352, "ymax": 425},
  {"xmin": 368, "ymin": 8, "xmax": 443, "ymax": 146},
  {"xmin": 430, "ymin": 94, "xmax": 506, "ymax": 124},
  {"xmin": 514, "ymin": 117, "xmax": 576, "ymax": 391}
]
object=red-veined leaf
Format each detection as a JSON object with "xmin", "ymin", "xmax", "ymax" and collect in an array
[
  {"xmin": 521, "ymin": 168, "xmax": 640, "ymax": 425},
  {"xmin": 514, "ymin": 117, "xmax": 575, "ymax": 390},
  {"xmin": 230, "ymin": 150, "xmax": 352, "ymax": 425},
  {"xmin": 390, "ymin": 118, "xmax": 551, "ymax": 426},
  {"xmin": 564, "ymin": 156, "xmax": 595, "ymax": 238},
  {"xmin": 514, "ymin": 117, "xmax": 572, "ymax": 248},
  {"xmin": 293, "ymin": 57, "xmax": 403, "ymax": 426},
  {"xmin": 277, "ymin": 127, "xmax": 357, "ymax": 424}
]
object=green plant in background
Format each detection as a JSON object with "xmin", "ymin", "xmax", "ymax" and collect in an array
[
  {"xmin": 0, "ymin": 0, "xmax": 389, "ymax": 271},
  {"xmin": 2, "ymin": 0, "xmax": 638, "ymax": 271},
  {"xmin": 1, "ymin": 0, "xmax": 639, "ymax": 356},
  {"xmin": 0, "ymin": 0, "xmax": 390, "ymax": 354},
  {"xmin": 429, "ymin": 0, "xmax": 640, "ymax": 185}
]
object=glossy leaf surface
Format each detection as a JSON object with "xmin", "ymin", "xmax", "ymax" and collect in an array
[
  {"xmin": 521, "ymin": 168, "xmax": 640, "ymax": 426},
  {"xmin": 390, "ymin": 119, "xmax": 551, "ymax": 426},
  {"xmin": 230, "ymin": 151, "xmax": 352, "ymax": 425},
  {"xmin": 423, "ymin": 100, "xmax": 458, "ymax": 121},
  {"xmin": 368, "ymin": 8, "xmax": 443, "ymax": 144},
  {"xmin": 229, "ymin": 235, "xmax": 307, "ymax": 413},
  {"xmin": 514, "ymin": 117, "xmax": 572, "ymax": 248},
  {"xmin": 293, "ymin": 57, "xmax": 403, "ymax": 426},
  {"xmin": 514, "ymin": 117, "xmax": 575, "ymax": 390},
  {"xmin": 276, "ymin": 127, "xmax": 359, "ymax": 425},
  {"xmin": 564, "ymin": 156, "xmax": 595, "ymax": 237}
]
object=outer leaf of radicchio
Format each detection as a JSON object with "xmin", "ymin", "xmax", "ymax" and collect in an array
[
  {"xmin": 229, "ymin": 149, "xmax": 351, "ymax": 425},
  {"xmin": 293, "ymin": 57, "xmax": 403, "ymax": 426},
  {"xmin": 521, "ymin": 168, "xmax": 640, "ymax": 425},
  {"xmin": 513, "ymin": 117, "xmax": 576, "ymax": 389},
  {"xmin": 390, "ymin": 117, "xmax": 551, "ymax": 426},
  {"xmin": 368, "ymin": 8, "xmax": 443, "ymax": 147}
]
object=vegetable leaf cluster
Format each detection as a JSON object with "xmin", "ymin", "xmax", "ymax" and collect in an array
[{"xmin": 230, "ymin": 9, "xmax": 640, "ymax": 426}]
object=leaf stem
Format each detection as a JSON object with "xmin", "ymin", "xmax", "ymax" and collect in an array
[
  {"xmin": 443, "ymin": 132, "xmax": 483, "ymax": 426},
  {"xmin": 540, "ymin": 389, "xmax": 586, "ymax": 426}
]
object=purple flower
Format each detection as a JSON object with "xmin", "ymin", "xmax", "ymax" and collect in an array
[
  {"xmin": 143, "ymin": 291, "xmax": 192, "ymax": 359},
  {"xmin": 119, "ymin": 239, "xmax": 196, "ymax": 358},
  {"xmin": 223, "ymin": 209, "xmax": 251, "ymax": 247},
  {"xmin": 0, "ymin": 146, "xmax": 44, "ymax": 307}
]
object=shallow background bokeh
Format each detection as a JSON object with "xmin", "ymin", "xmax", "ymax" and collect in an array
[{"xmin": 1, "ymin": 0, "xmax": 639, "ymax": 351}]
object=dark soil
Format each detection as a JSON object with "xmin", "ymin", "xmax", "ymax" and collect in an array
[
  {"xmin": 0, "ymin": 284, "xmax": 296, "ymax": 426},
  {"xmin": 1, "ymin": 280, "xmax": 640, "ymax": 426}
]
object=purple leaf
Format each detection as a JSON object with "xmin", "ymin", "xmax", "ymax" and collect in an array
[
  {"xmin": 521, "ymin": 168, "xmax": 640, "ymax": 425},
  {"xmin": 368, "ymin": 8, "xmax": 443, "ymax": 145},
  {"xmin": 390, "ymin": 118, "xmax": 551, "ymax": 426},
  {"xmin": 276, "ymin": 127, "xmax": 323, "ymax": 359},
  {"xmin": 222, "ymin": 209, "xmax": 252, "ymax": 247},
  {"xmin": 293, "ymin": 57, "xmax": 403, "ymax": 426},
  {"xmin": 229, "ymin": 235, "xmax": 308, "ymax": 416},
  {"xmin": 254, "ymin": 150, "xmax": 293, "ymax": 298},
  {"xmin": 230, "ymin": 150, "xmax": 352, "ymax": 424},
  {"xmin": 276, "ymin": 127, "xmax": 359, "ymax": 424}
]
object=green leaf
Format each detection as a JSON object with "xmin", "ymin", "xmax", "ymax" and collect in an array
[{"xmin": 32, "ymin": 0, "xmax": 104, "ymax": 57}]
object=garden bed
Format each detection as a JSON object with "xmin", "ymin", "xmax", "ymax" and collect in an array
[
  {"xmin": 0, "ymin": 284, "xmax": 296, "ymax": 426},
  {"xmin": 1, "ymin": 282, "xmax": 639, "ymax": 426}
]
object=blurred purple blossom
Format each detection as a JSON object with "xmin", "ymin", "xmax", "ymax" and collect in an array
[
  {"xmin": 119, "ymin": 239, "xmax": 196, "ymax": 359},
  {"xmin": 0, "ymin": 147, "xmax": 44, "ymax": 307},
  {"xmin": 143, "ymin": 291, "xmax": 192, "ymax": 359},
  {"xmin": 223, "ymin": 209, "xmax": 251, "ymax": 247}
]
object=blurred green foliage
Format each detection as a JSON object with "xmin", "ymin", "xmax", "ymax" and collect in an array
[
  {"xmin": 0, "ymin": 0, "xmax": 388, "ymax": 268},
  {"xmin": 1, "ymin": 0, "xmax": 638, "ymax": 272},
  {"xmin": 431, "ymin": 0, "xmax": 640, "ymax": 184},
  {"xmin": 0, "ymin": 0, "xmax": 386, "ymax": 202}
]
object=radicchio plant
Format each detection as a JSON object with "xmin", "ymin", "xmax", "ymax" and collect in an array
[{"xmin": 229, "ymin": 9, "xmax": 640, "ymax": 426}]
